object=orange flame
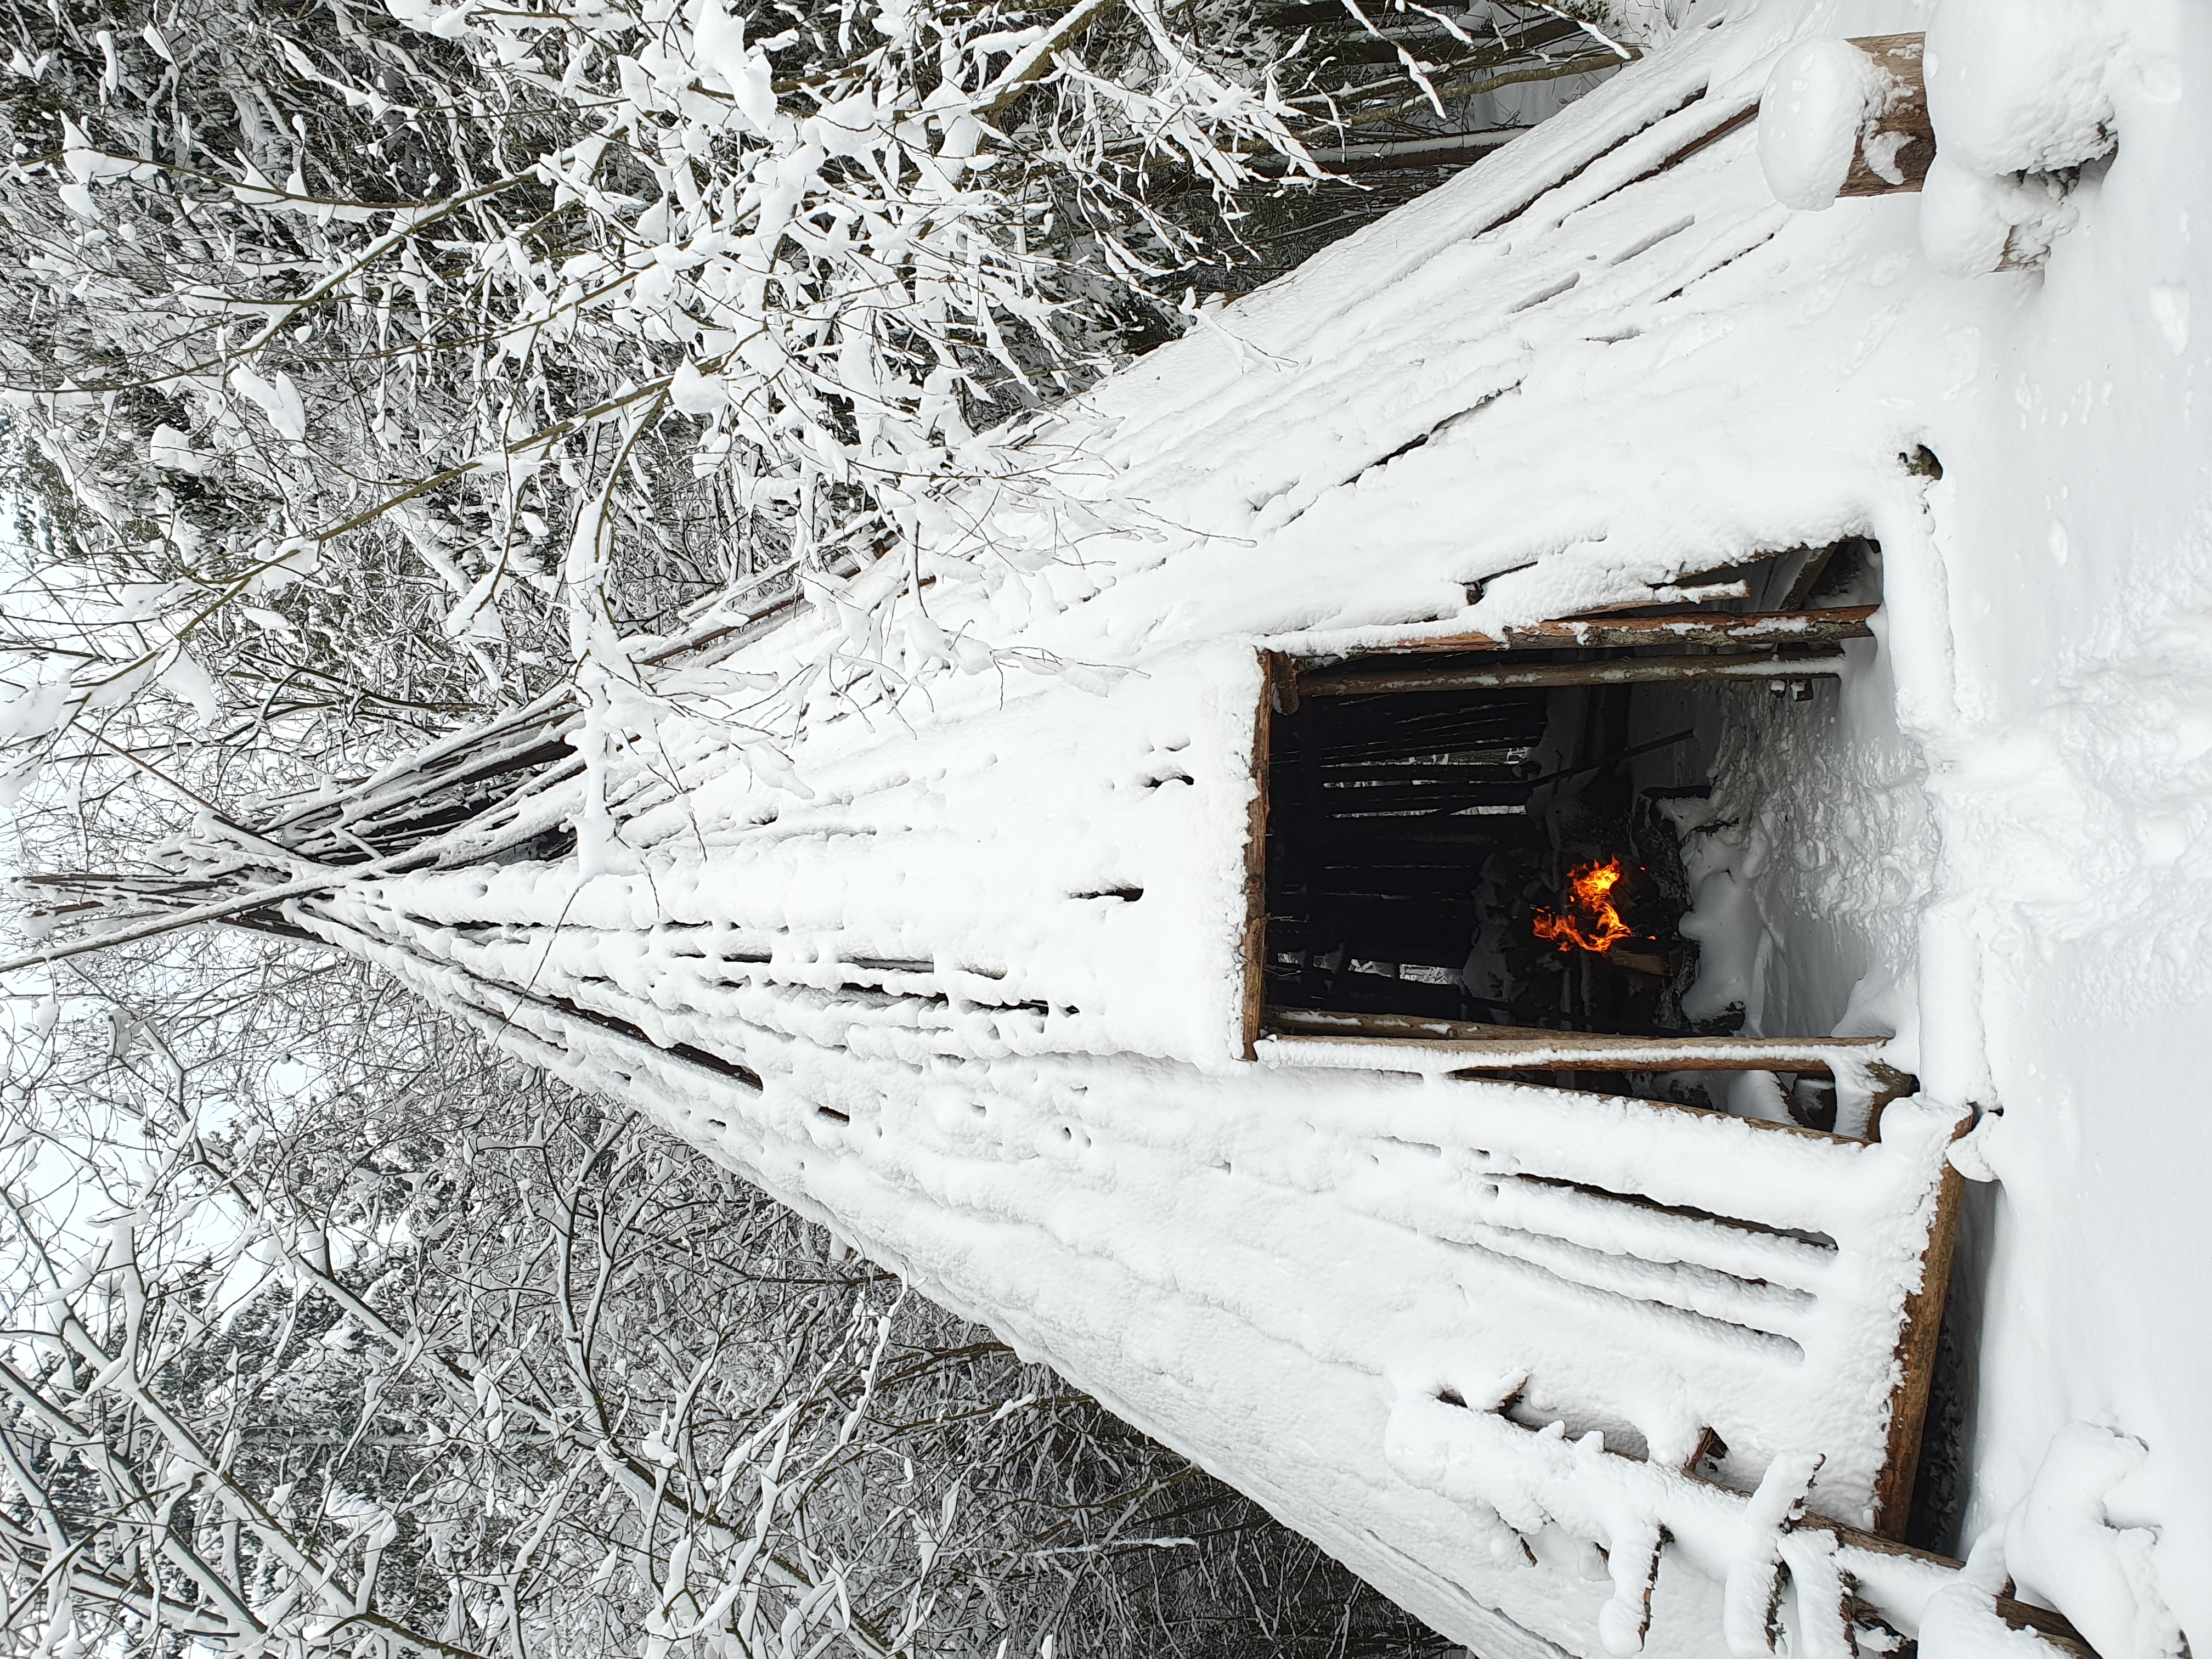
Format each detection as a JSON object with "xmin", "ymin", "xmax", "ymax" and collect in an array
[{"xmin": 1533, "ymin": 857, "xmax": 1634, "ymax": 954}]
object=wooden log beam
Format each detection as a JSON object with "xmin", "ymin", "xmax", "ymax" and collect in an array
[
  {"xmin": 1837, "ymin": 35, "xmax": 1935, "ymax": 198},
  {"xmin": 1255, "ymin": 128, "xmax": 1527, "ymax": 176},
  {"xmin": 1814, "ymin": 1520, "xmax": 2101, "ymax": 1657},
  {"xmin": 1869, "ymin": 1113, "xmax": 1968, "ymax": 1539},
  {"xmin": 1239, "ymin": 653, "xmax": 1280, "ymax": 1060},
  {"xmin": 1263, "ymin": 1007, "xmax": 1887, "ymax": 1075},
  {"xmin": 1297, "ymin": 648, "xmax": 1848, "ymax": 698},
  {"xmin": 1315, "ymin": 605, "xmax": 1878, "ymax": 659},
  {"xmin": 1647, "ymin": 33, "xmax": 1938, "ymax": 206},
  {"xmin": 1701, "ymin": 1492, "xmax": 2103, "ymax": 1657}
]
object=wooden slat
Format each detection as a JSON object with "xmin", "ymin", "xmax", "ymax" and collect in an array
[
  {"xmin": 1304, "ymin": 786, "xmax": 1528, "ymax": 816},
  {"xmin": 1869, "ymin": 1115, "xmax": 1968, "ymax": 1538},
  {"xmin": 1239, "ymin": 653, "xmax": 1279, "ymax": 1060},
  {"xmin": 1315, "ymin": 605, "xmax": 1878, "ymax": 658},
  {"xmin": 1269, "ymin": 1008, "xmax": 1574, "ymax": 1043},
  {"xmin": 1640, "ymin": 100, "xmax": 1758, "ymax": 182},
  {"xmin": 1817, "ymin": 1522, "xmax": 2100, "ymax": 1657},
  {"xmin": 1296, "ymin": 648, "xmax": 1847, "ymax": 698},
  {"xmin": 1263, "ymin": 1008, "xmax": 1886, "ymax": 1075},
  {"xmin": 1266, "ymin": 917, "xmax": 1485, "ymax": 971},
  {"xmin": 1556, "ymin": 578, "xmax": 1752, "ymax": 616}
]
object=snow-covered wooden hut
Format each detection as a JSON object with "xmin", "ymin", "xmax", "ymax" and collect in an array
[{"xmin": 95, "ymin": 1, "xmax": 2206, "ymax": 1654}]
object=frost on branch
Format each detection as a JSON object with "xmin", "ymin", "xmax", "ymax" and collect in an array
[
  {"xmin": 0, "ymin": 961, "xmax": 1430, "ymax": 1658},
  {"xmin": 0, "ymin": 0, "xmax": 1317, "ymax": 816}
]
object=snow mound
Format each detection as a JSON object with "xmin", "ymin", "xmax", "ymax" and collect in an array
[
  {"xmin": 1922, "ymin": 0, "xmax": 2119, "ymax": 177},
  {"xmin": 2001, "ymin": 1425, "xmax": 2186, "ymax": 1659},
  {"xmin": 1912, "ymin": 0, "xmax": 2157, "ymax": 275},
  {"xmin": 1757, "ymin": 37, "xmax": 1888, "ymax": 210}
]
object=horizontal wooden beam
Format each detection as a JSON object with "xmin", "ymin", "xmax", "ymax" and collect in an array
[
  {"xmin": 1836, "ymin": 35, "xmax": 1934, "ymax": 198},
  {"xmin": 1297, "ymin": 648, "xmax": 1847, "ymax": 698},
  {"xmin": 1814, "ymin": 1519, "xmax": 2099, "ymax": 1657},
  {"xmin": 1251, "ymin": 127, "xmax": 1530, "ymax": 176},
  {"xmin": 1263, "ymin": 1008, "xmax": 1886, "ymax": 1074},
  {"xmin": 1314, "ymin": 606, "xmax": 1877, "ymax": 658}
]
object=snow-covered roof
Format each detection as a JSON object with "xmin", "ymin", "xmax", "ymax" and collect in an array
[{"xmin": 727, "ymin": 0, "xmax": 1964, "ymax": 673}]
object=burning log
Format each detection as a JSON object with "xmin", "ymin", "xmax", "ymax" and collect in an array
[{"xmin": 1533, "ymin": 856, "xmax": 1635, "ymax": 953}]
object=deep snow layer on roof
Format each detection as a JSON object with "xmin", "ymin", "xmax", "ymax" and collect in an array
[{"xmin": 713, "ymin": 0, "xmax": 1974, "ymax": 689}]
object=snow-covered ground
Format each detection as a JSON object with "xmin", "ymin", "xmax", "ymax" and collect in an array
[
  {"xmin": 245, "ymin": 0, "xmax": 2210, "ymax": 1652},
  {"xmin": 1893, "ymin": 4, "xmax": 2212, "ymax": 1651}
]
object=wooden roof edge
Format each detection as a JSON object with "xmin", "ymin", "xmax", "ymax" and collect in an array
[{"xmin": 1294, "ymin": 603, "xmax": 1880, "ymax": 665}]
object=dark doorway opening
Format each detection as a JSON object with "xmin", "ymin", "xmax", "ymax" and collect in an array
[
  {"xmin": 1263, "ymin": 678, "xmax": 1720, "ymax": 1039},
  {"xmin": 1258, "ymin": 591, "xmax": 1877, "ymax": 1049}
]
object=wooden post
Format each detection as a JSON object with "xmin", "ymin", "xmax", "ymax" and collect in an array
[
  {"xmin": 1312, "ymin": 606, "xmax": 1877, "ymax": 659},
  {"xmin": 1238, "ymin": 652, "xmax": 1278, "ymax": 1060},
  {"xmin": 1861, "ymin": 1060, "xmax": 1921, "ymax": 1141},
  {"xmin": 1261, "ymin": 1008, "xmax": 1891, "ymax": 1078},
  {"xmin": 1867, "ymin": 1114, "xmax": 1968, "ymax": 1539}
]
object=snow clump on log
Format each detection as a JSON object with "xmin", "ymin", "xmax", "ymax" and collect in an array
[{"xmin": 1756, "ymin": 36, "xmax": 1890, "ymax": 211}]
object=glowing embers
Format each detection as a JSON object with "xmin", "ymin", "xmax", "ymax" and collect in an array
[{"xmin": 1533, "ymin": 856, "xmax": 1635, "ymax": 955}]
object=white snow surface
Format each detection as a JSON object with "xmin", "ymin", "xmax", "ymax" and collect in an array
[
  {"xmin": 1921, "ymin": 0, "xmax": 2121, "ymax": 177},
  {"xmin": 1998, "ymin": 1426, "xmax": 2185, "ymax": 1659},
  {"xmin": 277, "ymin": 0, "xmax": 2212, "ymax": 1652},
  {"xmin": 1757, "ymin": 36, "xmax": 1889, "ymax": 209}
]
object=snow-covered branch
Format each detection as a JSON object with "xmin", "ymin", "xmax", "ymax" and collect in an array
[{"xmin": 0, "ymin": 958, "xmax": 1430, "ymax": 1657}]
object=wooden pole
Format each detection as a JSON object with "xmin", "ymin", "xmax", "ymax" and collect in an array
[
  {"xmin": 1262, "ymin": 1007, "xmax": 1888, "ymax": 1076},
  {"xmin": 1868, "ymin": 1116, "xmax": 1969, "ymax": 1539},
  {"xmin": 1296, "ymin": 649, "xmax": 1848, "ymax": 698},
  {"xmin": 1238, "ymin": 653, "xmax": 1279, "ymax": 1060},
  {"xmin": 1311, "ymin": 606, "xmax": 1877, "ymax": 659}
]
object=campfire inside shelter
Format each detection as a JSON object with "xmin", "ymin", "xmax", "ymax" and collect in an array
[
  {"xmin": 1259, "ymin": 541, "xmax": 1879, "ymax": 1109},
  {"xmin": 1261, "ymin": 679, "xmax": 1718, "ymax": 1041}
]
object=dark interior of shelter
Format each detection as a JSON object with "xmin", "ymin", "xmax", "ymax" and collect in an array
[
  {"xmin": 1263, "ymin": 681, "xmax": 1718, "ymax": 1036},
  {"xmin": 1260, "ymin": 539, "xmax": 1878, "ymax": 1051}
]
